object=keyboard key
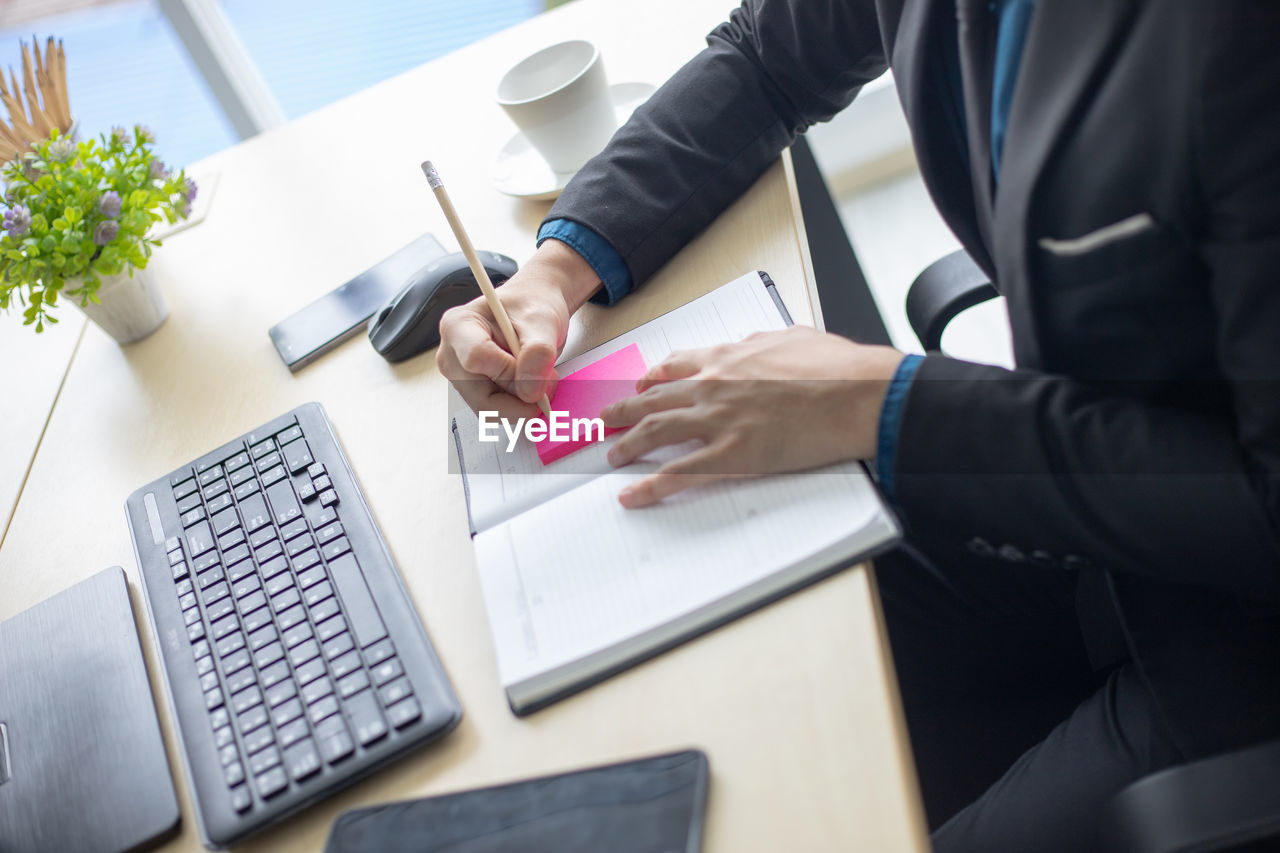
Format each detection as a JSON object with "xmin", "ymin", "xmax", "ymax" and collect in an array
[
  {"xmin": 259, "ymin": 555, "xmax": 289, "ymax": 581},
  {"xmin": 338, "ymin": 669, "xmax": 369, "ymax": 699},
  {"xmin": 229, "ymin": 465, "xmax": 256, "ymax": 488},
  {"xmin": 248, "ymin": 746, "xmax": 280, "ymax": 776},
  {"xmin": 172, "ymin": 478, "xmax": 197, "ymax": 500},
  {"xmin": 259, "ymin": 660, "xmax": 290, "ymax": 689},
  {"xmin": 223, "ymin": 648, "xmax": 251, "ymax": 675},
  {"xmin": 238, "ymin": 590, "xmax": 267, "ymax": 617},
  {"xmin": 176, "ymin": 492, "xmax": 202, "ymax": 514},
  {"xmin": 211, "ymin": 506, "xmax": 238, "ymax": 535},
  {"xmin": 282, "ymin": 621, "xmax": 312, "ymax": 649},
  {"xmin": 233, "ymin": 479, "xmax": 260, "ymax": 501},
  {"xmin": 295, "ymin": 657, "xmax": 326, "ymax": 686},
  {"xmin": 186, "ymin": 521, "xmax": 214, "ymax": 556},
  {"xmin": 271, "ymin": 698, "xmax": 304, "ymax": 728},
  {"xmin": 199, "ymin": 466, "xmax": 224, "ymax": 487},
  {"xmin": 225, "ymin": 451, "xmax": 251, "ymax": 473},
  {"xmin": 249, "ymin": 439, "xmax": 274, "ymax": 459},
  {"xmin": 243, "ymin": 725, "xmax": 275, "ymax": 756},
  {"xmin": 297, "ymin": 480, "xmax": 317, "ymax": 503},
  {"xmin": 183, "ymin": 607, "xmax": 201, "ymax": 627},
  {"xmin": 314, "ymin": 507, "xmax": 338, "ymax": 529},
  {"xmin": 331, "ymin": 651, "xmax": 362, "ymax": 681},
  {"xmin": 171, "ymin": 559, "xmax": 189, "ymax": 581},
  {"xmin": 280, "ymin": 517, "xmax": 308, "ymax": 542},
  {"xmin": 285, "ymin": 739, "xmax": 321, "ymax": 782},
  {"xmin": 196, "ymin": 655, "xmax": 215, "ymax": 677},
  {"xmin": 242, "ymin": 604, "xmax": 272, "ymax": 634},
  {"xmin": 315, "ymin": 716, "xmax": 353, "ymax": 764},
  {"xmin": 219, "ymin": 526, "xmax": 246, "ymax": 550},
  {"xmin": 254, "ymin": 766, "xmax": 287, "ymax": 800},
  {"xmin": 176, "ymin": 578, "xmax": 194, "ymax": 598},
  {"xmin": 289, "ymin": 638, "xmax": 320, "ymax": 668},
  {"xmin": 309, "ymin": 596, "xmax": 340, "ymax": 624},
  {"xmin": 321, "ymin": 537, "xmax": 351, "ymax": 561},
  {"xmin": 362, "ymin": 639, "xmax": 395, "ymax": 667},
  {"xmin": 277, "ymin": 604, "xmax": 307, "ymax": 632},
  {"xmin": 297, "ymin": 565, "xmax": 327, "ymax": 590},
  {"xmin": 254, "ymin": 641, "xmax": 285, "ymax": 669},
  {"xmin": 387, "ymin": 697, "xmax": 422, "ymax": 730},
  {"xmin": 256, "ymin": 450, "xmax": 282, "ymax": 473},
  {"xmin": 327, "ymin": 554, "xmax": 388, "ymax": 648},
  {"xmin": 230, "ymin": 785, "xmax": 251, "ymax": 813},
  {"xmin": 277, "ymin": 717, "xmax": 309, "ymax": 749},
  {"xmin": 204, "ymin": 480, "xmax": 230, "ymax": 501},
  {"xmin": 324, "ymin": 632, "xmax": 355, "ymax": 661},
  {"xmin": 308, "ymin": 695, "xmax": 339, "ymax": 726},
  {"xmin": 181, "ymin": 506, "xmax": 207, "ymax": 527},
  {"xmin": 238, "ymin": 705, "xmax": 268, "ymax": 735},
  {"xmin": 371, "ymin": 657, "xmax": 403, "ymax": 687},
  {"xmin": 265, "ymin": 678, "xmax": 298, "ymax": 708},
  {"xmin": 224, "ymin": 761, "xmax": 245, "ymax": 787},
  {"xmin": 210, "ymin": 707, "xmax": 229, "ymax": 730},
  {"xmin": 233, "ymin": 574, "xmax": 262, "ymax": 599},
  {"xmin": 303, "ymin": 580, "xmax": 333, "ymax": 608},
  {"xmin": 282, "ymin": 439, "xmax": 314, "ymax": 473},
  {"xmin": 313, "ymin": 475, "xmax": 332, "ymax": 493},
  {"xmin": 247, "ymin": 623, "xmax": 277, "ymax": 651},
  {"xmin": 307, "ymin": 462, "xmax": 326, "ymax": 478},
  {"xmin": 378, "ymin": 677, "xmax": 412, "ymax": 707},
  {"xmin": 204, "ymin": 686, "xmax": 224, "ymax": 711},
  {"xmin": 319, "ymin": 489, "xmax": 339, "ymax": 508},
  {"xmin": 345, "ymin": 691, "xmax": 387, "ymax": 746},
  {"xmin": 188, "ymin": 621, "xmax": 206, "ymax": 642},
  {"xmin": 272, "ymin": 587, "xmax": 301, "ymax": 613},
  {"xmin": 206, "ymin": 597, "xmax": 235, "ymax": 623},
  {"xmin": 286, "ymin": 535, "xmax": 314, "ymax": 558},
  {"xmin": 302, "ymin": 677, "xmax": 333, "ymax": 706},
  {"xmin": 316, "ymin": 614, "xmax": 347, "ymax": 644},
  {"xmin": 231, "ymin": 685, "xmax": 263, "ymax": 715},
  {"xmin": 192, "ymin": 637, "xmax": 211, "ymax": 660},
  {"xmin": 203, "ymin": 582, "xmax": 230, "ymax": 606},
  {"xmin": 315, "ymin": 522, "xmax": 343, "ymax": 545},
  {"xmin": 216, "ymin": 631, "xmax": 246, "ymax": 657},
  {"xmin": 226, "ymin": 556, "xmax": 255, "ymax": 585},
  {"xmin": 292, "ymin": 548, "xmax": 321, "ymax": 572},
  {"xmin": 211, "ymin": 614, "xmax": 239, "ymax": 641},
  {"xmin": 201, "ymin": 671, "xmax": 219, "ymax": 693},
  {"xmin": 239, "ymin": 494, "xmax": 270, "ymax": 532},
  {"xmin": 261, "ymin": 466, "xmax": 287, "ymax": 488},
  {"xmin": 169, "ymin": 549, "xmax": 186, "ymax": 567},
  {"xmin": 213, "ymin": 725, "xmax": 235, "ymax": 749},
  {"xmin": 226, "ymin": 666, "xmax": 256, "ymax": 696},
  {"xmin": 257, "ymin": 539, "xmax": 284, "ymax": 564},
  {"xmin": 249, "ymin": 526, "xmax": 277, "ymax": 549},
  {"xmin": 277, "ymin": 425, "xmax": 303, "ymax": 445},
  {"xmin": 266, "ymin": 572, "xmax": 296, "ymax": 599},
  {"xmin": 266, "ymin": 480, "xmax": 302, "ymax": 526},
  {"xmin": 192, "ymin": 551, "xmax": 221, "ymax": 574}
]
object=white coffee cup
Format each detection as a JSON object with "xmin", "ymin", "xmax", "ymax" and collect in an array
[{"xmin": 496, "ymin": 40, "xmax": 617, "ymax": 175}]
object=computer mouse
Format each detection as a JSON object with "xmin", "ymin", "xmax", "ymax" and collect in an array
[{"xmin": 368, "ymin": 250, "xmax": 519, "ymax": 362}]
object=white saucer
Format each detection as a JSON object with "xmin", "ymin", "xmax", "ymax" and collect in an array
[{"xmin": 491, "ymin": 81, "xmax": 657, "ymax": 201}]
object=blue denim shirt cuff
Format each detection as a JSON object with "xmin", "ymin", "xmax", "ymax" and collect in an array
[
  {"xmin": 537, "ymin": 219, "xmax": 634, "ymax": 306},
  {"xmin": 875, "ymin": 353, "xmax": 925, "ymax": 505}
]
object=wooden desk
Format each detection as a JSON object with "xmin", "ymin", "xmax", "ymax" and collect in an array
[{"xmin": 0, "ymin": 0, "xmax": 927, "ymax": 849}]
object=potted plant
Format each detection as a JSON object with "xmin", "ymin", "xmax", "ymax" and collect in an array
[{"xmin": 0, "ymin": 125, "xmax": 194, "ymax": 343}]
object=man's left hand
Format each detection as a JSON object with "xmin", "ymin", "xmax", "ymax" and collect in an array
[{"xmin": 600, "ymin": 326, "xmax": 905, "ymax": 508}]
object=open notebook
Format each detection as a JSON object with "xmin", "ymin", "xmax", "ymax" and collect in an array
[{"xmin": 450, "ymin": 271, "xmax": 901, "ymax": 714}]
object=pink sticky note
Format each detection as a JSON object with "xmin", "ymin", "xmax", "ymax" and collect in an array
[{"xmin": 535, "ymin": 343, "xmax": 648, "ymax": 464}]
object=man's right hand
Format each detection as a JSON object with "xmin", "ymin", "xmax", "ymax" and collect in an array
[{"xmin": 436, "ymin": 239, "xmax": 601, "ymax": 418}]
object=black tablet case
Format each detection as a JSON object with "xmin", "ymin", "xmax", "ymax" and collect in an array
[{"xmin": 324, "ymin": 749, "xmax": 709, "ymax": 853}]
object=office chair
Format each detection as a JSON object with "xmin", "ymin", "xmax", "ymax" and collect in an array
[{"xmin": 905, "ymin": 249, "xmax": 1280, "ymax": 853}]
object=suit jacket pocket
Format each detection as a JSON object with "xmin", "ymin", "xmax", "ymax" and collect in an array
[{"xmin": 1036, "ymin": 213, "xmax": 1187, "ymax": 290}]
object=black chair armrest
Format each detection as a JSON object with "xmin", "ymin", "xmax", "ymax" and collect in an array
[
  {"xmin": 905, "ymin": 249, "xmax": 998, "ymax": 351},
  {"xmin": 1098, "ymin": 738, "xmax": 1280, "ymax": 853}
]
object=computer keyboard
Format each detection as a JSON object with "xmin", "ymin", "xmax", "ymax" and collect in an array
[{"xmin": 126, "ymin": 403, "xmax": 460, "ymax": 847}]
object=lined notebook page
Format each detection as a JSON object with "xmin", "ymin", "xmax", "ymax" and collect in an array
[
  {"xmin": 453, "ymin": 272, "xmax": 787, "ymax": 533},
  {"xmin": 473, "ymin": 460, "xmax": 884, "ymax": 694}
]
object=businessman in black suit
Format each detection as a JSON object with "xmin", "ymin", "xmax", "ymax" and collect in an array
[{"xmin": 439, "ymin": 2, "xmax": 1280, "ymax": 849}]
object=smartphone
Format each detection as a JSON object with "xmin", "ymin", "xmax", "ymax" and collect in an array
[{"xmin": 269, "ymin": 233, "xmax": 446, "ymax": 371}]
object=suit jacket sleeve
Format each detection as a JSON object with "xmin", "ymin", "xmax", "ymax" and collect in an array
[
  {"xmin": 545, "ymin": 0, "xmax": 888, "ymax": 287},
  {"xmin": 893, "ymin": 9, "xmax": 1280, "ymax": 601}
]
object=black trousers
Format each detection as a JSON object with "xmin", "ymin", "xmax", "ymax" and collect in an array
[{"xmin": 874, "ymin": 544, "xmax": 1184, "ymax": 853}]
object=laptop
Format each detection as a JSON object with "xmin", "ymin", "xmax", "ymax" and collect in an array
[{"xmin": 0, "ymin": 567, "xmax": 180, "ymax": 853}]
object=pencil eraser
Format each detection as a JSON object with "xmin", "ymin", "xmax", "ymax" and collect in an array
[{"xmin": 535, "ymin": 343, "xmax": 647, "ymax": 465}]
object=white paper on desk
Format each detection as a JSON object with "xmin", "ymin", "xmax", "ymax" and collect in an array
[{"xmin": 450, "ymin": 271, "xmax": 789, "ymax": 533}]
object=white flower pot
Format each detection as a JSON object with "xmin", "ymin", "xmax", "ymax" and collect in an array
[{"xmin": 74, "ymin": 266, "xmax": 168, "ymax": 345}]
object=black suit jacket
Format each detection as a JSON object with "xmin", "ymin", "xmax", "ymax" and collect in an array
[{"xmin": 548, "ymin": 0, "xmax": 1280, "ymax": 758}]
